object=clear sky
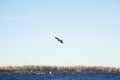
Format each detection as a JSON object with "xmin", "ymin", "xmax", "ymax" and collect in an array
[{"xmin": 0, "ymin": 0, "xmax": 120, "ymax": 67}]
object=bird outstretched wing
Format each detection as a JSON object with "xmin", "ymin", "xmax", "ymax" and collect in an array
[{"xmin": 55, "ymin": 37, "xmax": 60, "ymax": 41}]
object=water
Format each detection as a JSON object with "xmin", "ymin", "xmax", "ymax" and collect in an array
[{"xmin": 0, "ymin": 71, "xmax": 120, "ymax": 80}]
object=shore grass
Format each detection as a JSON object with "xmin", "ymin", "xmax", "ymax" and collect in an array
[{"xmin": 0, "ymin": 65, "xmax": 120, "ymax": 72}]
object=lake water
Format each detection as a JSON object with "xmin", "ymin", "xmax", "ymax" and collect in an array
[{"xmin": 0, "ymin": 71, "xmax": 120, "ymax": 80}]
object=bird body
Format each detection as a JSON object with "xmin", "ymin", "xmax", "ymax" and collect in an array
[{"xmin": 55, "ymin": 37, "xmax": 64, "ymax": 44}]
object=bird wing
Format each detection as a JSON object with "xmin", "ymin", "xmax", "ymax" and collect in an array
[{"xmin": 55, "ymin": 37, "xmax": 60, "ymax": 41}]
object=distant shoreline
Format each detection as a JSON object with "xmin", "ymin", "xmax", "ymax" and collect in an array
[{"xmin": 0, "ymin": 65, "xmax": 120, "ymax": 72}]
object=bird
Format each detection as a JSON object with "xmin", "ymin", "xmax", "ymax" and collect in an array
[{"xmin": 55, "ymin": 37, "xmax": 64, "ymax": 44}]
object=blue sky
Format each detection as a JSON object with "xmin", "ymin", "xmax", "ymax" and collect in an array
[{"xmin": 0, "ymin": 0, "xmax": 120, "ymax": 67}]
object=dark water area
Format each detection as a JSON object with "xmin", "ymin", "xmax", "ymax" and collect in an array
[{"xmin": 0, "ymin": 71, "xmax": 120, "ymax": 80}]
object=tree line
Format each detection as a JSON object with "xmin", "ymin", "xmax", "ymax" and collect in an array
[{"xmin": 0, "ymin": 65, "xmax": 120, "ymax": 72}]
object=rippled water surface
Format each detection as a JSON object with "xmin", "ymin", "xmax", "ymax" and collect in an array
[{"xmin": 0, "ymin": 71, "xmax": 120, "ymax": 80}]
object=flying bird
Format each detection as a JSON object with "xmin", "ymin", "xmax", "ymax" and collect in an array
[{"xmin": 55, "ymin": 37, "xmax": 64, "ymax": 44}]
